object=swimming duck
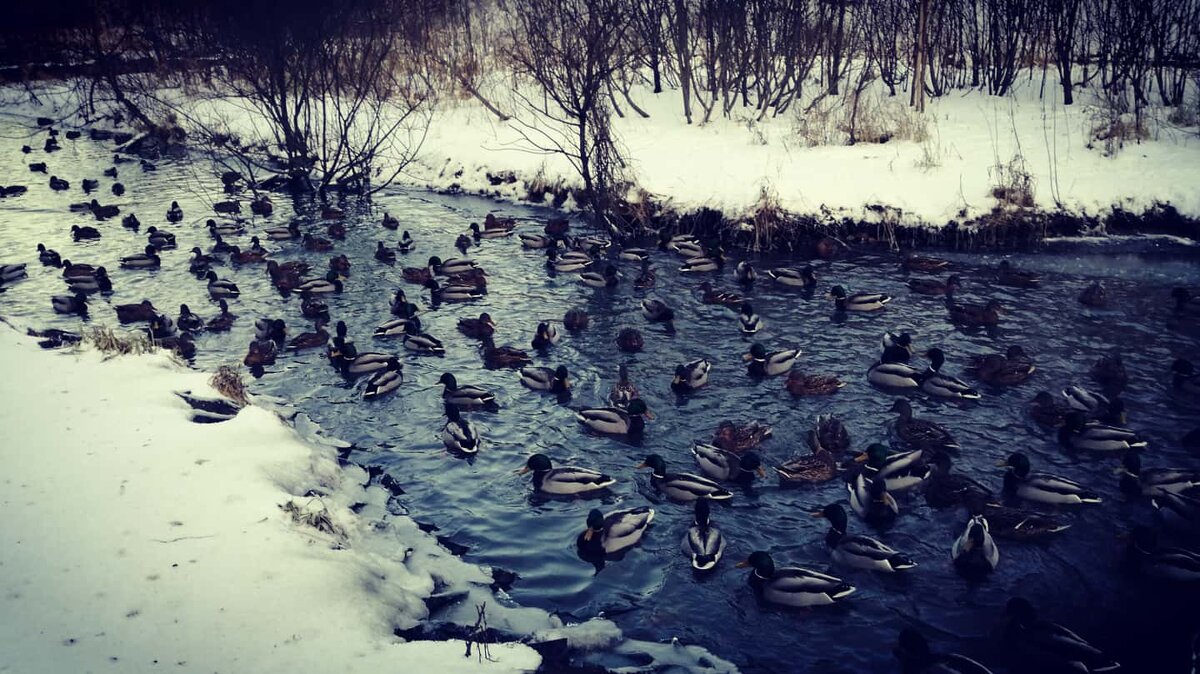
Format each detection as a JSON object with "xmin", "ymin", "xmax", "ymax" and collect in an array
[
  {"xmin": 1124, "ymin": 526, "xmax": 1200, "ymax": 582},
  {"xmin": 1090, "ymin": 353, "xmax": 1128, "ymax": 391},
  {"xmin": 881, "ymin": 331, "xmax": 914, "ymax": 363},
  {"xmin": 208, "ymin": 219, "xmax": 244, "ymax": 238},
  {"xmin": 810, "ymin": 414, "xmax": 850, "ymax": 454},
  {"xmin": 951, "ymin": 515, "xmax": 999, "ymax": 578},
  {"xmin": 1002, "ymin": 598, "xmax": 1120, "ymax": 673},
  {"xmin": 176, "ymin": 304, "xmax": 205, "ymax": 333},
  {"xmin": 775, "ymin": 440, "xmax": 839, "ymax": 485},
  {"xmin": 88, "ymin": 199, "xmax": 119, "ymax": 220},
  {"xmin": 373, "ymin": 317, "xmax": 407, "ymax": 339},
  {"xmin": 563, "ymin": 308, "xmax": 589, "ymax": 331},
  {"xmin": 71, "ymin": 224, "xmax": 101, "ymax": 241},
  {"xmin": 738, "ymin": 302, "xmax": 763, "ymax": 333},
  {"xmin": 517, "ymin": 453, "xmax": 614, "ymax": 496},
  {"xmin": 120, "ymin": 244, "xmax": 161, "ymax": 269},
  {"xmin": 158, "ymin": 333, "xmax": 197, "ymax": 359},
  {"xmin": 668, "ymin": 236, "xmax": 705, "ymax": 258},
  {"xmin": 380, "ymin": 212, "xmax": 399, "ymax": 230},
  {"xmin": 166, "ymin": 201, "xmax": 183, "ymax": 222},
  {"xmin": 288, "ymin": 320, "xmax": 330, "ymax": 351},
  {"xmin": 51, "ymin": 293, "xmax": 88, "ymax": 316},
  {"xmin": 679, "ymin": 253, "xmax": 724, "ymax": 273},
  {"xmin": 1118, "ymin": 451, "xmax": 1199, "ymax": 497},
  {"xmin": 604, "ymin": 364, "xmax": 640, "ymax": 410},
  {"xmin": 577, "ymin": 507, "xmax": 655, "ymax": 558},
  {"xmin": 696, "ymin": 281, "xmax": 741, "ymax": 307},
  {"xmin": 580, "ymin": 264, "xmax": 619, "ymax": 288},
  {"xmin": 549, "ymin": 248, "xmax": 591, "ymax": 273},
  {"xmin": 303, "ymin": 233, "xmax": 333, "ymax": 252},
  {"xmin": 205, "ymin": 270, "xmax": 240, "ymax": 299},
  {"xmin": 616, "ymin": 327, "xmax": 644, "ymax": 353},
  {"xmin": 264, "ymin": 221, "xmax": 300, "ymax": 241},
  {"xmin": 890, "ymin": 399, "xmax": 960, "ymax": 452},
  {"xmin": 641, "ymin": 298, "xmax": 675, "ymax": 327},
  {"xmin": 868, "ymin": 359, "xmax": 923, "ymax": 389},
  {"xmin": 326, "ymin": 321, "xmax": 356, "ymax": 363},
  {"xmin": 672, "ymin": 359, "xmax": 711, "ymax": 393},
  {"xmin": 691, "ymin": 444, "xmax": 765, "ymax": 483},
  {"xmin": 920, "ymin": 348, "xmax": 981, "ymax": 400},
  {"xmin": 1173, "ymin": 359, "xmax": 1200, "ymax": 395},
  {"xmin": 0, "ymin": 263, "xmax": 28, "ymax": 284},
  {"xmin": 999, "ymin": 452, "xmax": 1101, "ymax": 505},
  {"xmin": 59, "ymin": 260, "xmax": 95, "ymax": 278},
  {"xmin": 301, "ymin": 296, "xmax": 330, "ymax": 322},
  {"xmin": 968, "ymin": 345, "xmax": 1035, "ymax": 386},
  {"xmin": 469, "ymin": 221, "xmax": 512, "ymax": 241},
  {"xmin": 148, "ymin": 313, "xmax": 176, "ymax": 339},
  {"xmin": 963, "ymin": 494, "xmax": 1070, "ymax": 540},
  {"xmin": 250, "ymin": 195, "xmax": 273, "ymax": 216},
  {"xmin": 531, "ymin": 322, "xmax": 559, "ymax": 350},
  {"xmin": 925, "ymin": 452, "xmax": 992, "ymax": 509},
  {"xmin": 784, "ymin": 370, "xmax": 846, "ymax": 396},
  {"xmin": 402, "ymin": 320, "xmax": 445, "ymax": 355},
  {"xmin": 66, "ymin": 268, "xmax": 111, "ymax": 293},
  {"xmin": 901, "ymin": 253, "xmax": 950, "ymax": 273},
  {"xmin": 907, "ymin": 274, "xmax": 961, "ymax": 296},
  {"xmin": 521, "ymin": 233, "xmax": 552, "ymax": 249},
  {"xmin": 734, "ymin": 261, "xmax": 756, "ymax": 285},
  {"xmin": 425, "ymin": 278, "xmax": 483, "ymax": 303},
  {"xmin": 828, "ymin": 285, "xmax": 890, "ymax": 311},
  {"xmin": 362, "ymin": 359, "xmax": 403, "ymax": 399},
  {"xmin": 390, "ymin": 290, "xmax": 418, "ymax": 319},
  {"xmin": 189, "ymin": 247, "xmax": 220, "ymax": 274},
  {"xmin": 683, "ymin": 499, "xmax": 726, "ymax": 571},
  {"xmin": 29, "ymin": 162, "xmax": 47, "ymax": 174},
  {"xmin": 207, "ymin": 300, "xmax": 236, "ymax": 332},
  {"xmin": 894, "ymin": 628, "xmax": 995, "ymax": 674},
  {"xmin": 37, "ymin": 243, "xmax": 61, "ymax": 267},
  {"xmin": 614, "ymin": 247, "xmax": 647, "ymax": 262},
  {"xmin": 848, "ymin": 472, "xmax": 899, "ymax": 527},
  {"xmin": 439, "ymin": 373, "xmax": 495, "ymax": 408},
  {"xmin": 440, "ymin": 404, "xmax": 478, "ymax": 454},
  {"xmin": 395, "ymin": 230, "xmax": 413, "ymax": 253},
  {"xmin": 854, "ymin": 443, "xmax": 931, "ymax": 493},
  {"xmin": 577, "ymin": 399, "xmax": 650, "ymax": 438},
  {"xmin": 297, "ymin": 272, "xmax": 343, "ymax": 295},
  {"xmin": 122, "ymin": 214, "xmax": 140, "ymax": 230},
  {"xmin": 1062, "ymin": 385, "xmax": 1112, "ymax": 417},
  {"xmin": 711, "ymin": 420, "xmax": 773, "ymax": 453},
  {"xmin": 255, "ymin": 318, "xmax": 287, "ymax": 344},
  {"xmin": 639, "ymin": 454, "xmax": 732, "ymax": 501},
  {"xmin": 374, "ymin": 242, "xmax": 396, "ymax": 264},
  {"xmin": 49, "ymin": 176, "xmax": 70, "ymax": 191},
  {"xmin": 743, "ymin": 343, "xmax": 799, "ymax": 377},
  {"xmin": 946, "ymin": 291, "xmax": 1003, "ymax": 326},
  {"xmin": 521, "ymin": 365, "xmax": 571, "ymax": 393},
  {"xmin": 995, "ymin": 260, "xmax": 1040, "ymax": 288},
  {"xmin": 1058, "ymin": 410, "xmax": 1146, "ymax": 453},
  {"xmin": 429, "ymin": 256, "xmax": 478, "ymax": 276},
  {"xmin": 1079, "ymin": 282, "xmax": 1107, "ymax": 308},
  {"xmin": 481, "ymin": 338, "xmax": 532, "ymax": 369},
  {"xmin": 814, "ymin": 503, "xmax": 916, "ymax": 572},
  {"xmin": 145, "ymin": 226, "xmax": 176, "ymax": 250},
  {"xmin": 1152, "ymin": 489, "xmax": 1200, "ymax": 535},
  {"xmin": 736, "ymin": 551, "xmax": 855, "ymax": 608},
  {"xmin": 767, "ymin": 265, "xmax": 817, "ymax": 288},
  {"xmin": 341, "ymin": 351, "xmax": 397, "ymax": 377},
  {"xmin": 457, "ymin": 313, "xmax": 496, "ymax": 339}
]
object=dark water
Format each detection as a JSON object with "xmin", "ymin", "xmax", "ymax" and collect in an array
[{"xmin": 2, "ymin": 119, "xmax": 1199, "ymax": 673}]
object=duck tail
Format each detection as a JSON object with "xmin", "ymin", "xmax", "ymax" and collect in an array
[{"xmin": 692, "ymin": 554, "xmax": 717, "ymax": 571}]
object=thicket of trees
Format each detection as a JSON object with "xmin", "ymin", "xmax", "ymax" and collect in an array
[{"xmin": 2, "ymin": 0, "xmax": 1198, "ymax": 226}]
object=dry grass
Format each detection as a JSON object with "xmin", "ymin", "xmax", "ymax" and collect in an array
[
  {"xmin": 990, "ymin": 155, "xmax": 1035, "ymax": 209},
  {"xmin": 209, "ymin": 365, "xmax": 249, "ymax": 405},
  {"xmin": 792, "ymin": 92, "xmax": 928, "ymax": 148},
  {"xmin": 84, "ymin": 326, "xmax": 157, "ymax": 356},
  {"xmin": 746, "ymin": 183, "xmax": 786, "ymax": 252},
  {"xmin": 281, "ymin": 498, "xmax": 347, "ymax": 543}
]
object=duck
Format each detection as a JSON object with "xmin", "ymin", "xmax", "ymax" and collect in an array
[
  {"xmin": 577, "ymin": 507, "xmax": 655, "ymax": 558},
  {"xmin": 1079, "ymin": 281, "xmax": 1107, "ymax": 308},
  {"xmin": 362, "ymin": 359, "xmax": 403, "ymax": 399},
  {"xmin": 329, "ymin": 253, "xmax": 351, "ymax": 275},
  {"xmin": 848, "ymin": 472, "xmax": 899, "ymax": 527},
  {"xmin": 679, "ymin": 253, "xmax": 724, "ymax": 273},
  {"xmin": 189, "ymin": 247, "xmax": 220, "ymax": 274},
  {"xmin": 430, "ymin": 256, "xmax": 478, "ymax": 276},
  {"xmin": 326, "ymin": 322, "xmax": 356, "ymax": 364},
  {"xmin": 66, "ymin": 268, "xmax": 111, "ymax": 293},
  {"xmin": 341, "ymin": 350, "xmax": 397, "ymax": 377},
  {"xmin": 967, "ymin": 345, "xmax": 1035, "ymax": 386},
  {"xmin": 374, "ymin": 242, "xmax": 396, "ymax": 264},
  {"xmin": 1090, "ymin": 353, "xmax": 1128, "ymax": 391},
  {"xmin": 207, "ymin": 219, "xmax": 243, "ymax": 238},
  {"xmin": 301, "ymin": 296, "xmax": 330, "ymax": 322},
  {"xmin": 925, "ymin": 452, "xmax": 992, "ymax": 509},
  {"xmin": 517, "ymin": 453, "xmax": 615, "ymax": 496},
  {"xmin": 809, "ymin": 413, "xmax": 850, "ymax": 454},
  {"xmin": 697, "ymin": 281, "xmax": 741, "ymax": 307},
  {"xmin": 263, "ymin": 222, "xmax": 300, "ymax": 242},
  {"xmin": 425, "ymin": 278, "xmax": 483, "ymax": 303},
  {"xmin": 49, "ymin": 176, "xmax": 70, "ymax": 191},
  {"xmin": 401, "ymin": 320, "xmax": 445, "ymax": 355},
  {"xmin": 907, "ymin": 274, "xmax": 961, "ymax": 296},
  {"xmin": 995, "ymin": 260, "xmax": 1040, "ymax": 288},
  {"xmin": 470, "ymin": 221, "xmax": 513, "ymax": 240},
  {"xmin": 829, "ymin": 285, "xmax": 890, "ymax": 312},
  {"xmin": 302, "ymin": 233, "xmax": 333, "ymax": 252},
  {"xmin": 901, "ymin": 253, "xmax": 950, "ymax": 273},
  {"xmin": 454, "ymin": 233, "xmax": 472, "ymax": 253},
  {"xmin": 736, "ymin": 551, "xmax": 855, "ymax": 608},
  {"xmin": 1152, "ymin": 489, "xmax": 1200, "ymax": 535},
  {"xmin": 119, "ymin": 244, "xmax": 161, "ymax": 269},
  {"xmin": 204, "ymin": 270, "xmax": 240, "ymax": 299},
  {"xmin": 145, "ymin": 226, "xmax": 176, "ymax": 250},
  {"xmin": 1062, "ymin": 385, "xmax": 1113, "ymax": 417},
  {"xmin": 711, "ymin": 420, "xmax": 773, "ymax": 453},
  {"xmin": 176, "ymin": 304, "xmax": 205, "ymax": 333},
  {"xmin": 521, "ymin": 365, "xmax": 571, "ymax": 394},
  {"xmin": 373, "ymin": 317, "xmax": 407, "ymax": 339},
  {"xmin": 395, "ymin": 230, "xmax": 413, "ymax": 253},
  {"xmin": 146, "ymin": 312, "xmax": 176, "ymax": 338},
  {"xmin": 481, "ymin": 338, "xmax": 532, "ymax": 369},
  {"xmin": 0, "ymin": 263, "xmax": 28, "ymax": 283},
  {"xmin": 254, "ymin": 318, "xmax": 287, "ymax": 344},
  {"xmin": 633, "ymin": 260, "xmax": 656, "ymax": 289},
  {"xmin": 111, "ymin": 183, "xmax": 125, "ymax": 197},
  {"xmin": 37, "ymin": 243, "xmax": 61, "ymax": 267},
  {"xmin": 946, "ymin": 294, "xmax": 1003, "ymax": 326},
  {"xmin": 380, "ymin": 212, "xmax": 399, "ymax": 230},
  {"xmin": 738, "ymin": 302, "xmax": 763, "ymax": 333},
  {"xmin": 683, "ymin": 499, "xmax": 726, "ymax": 571},
  {"xmin": 963, "ymin": 494, "xmax": 1070, "ymax": 540},
  {"xmin": 207, "ymin": 300, "xmax": 236, "ymax": 332},
  {"xmin": 521, "ymin": 232, "xmax": 552, "ymax": 249},
  {"xmin": 881, "ymin": 331, "xmax": 914, "ymax": 363},
  {"xmin": 244, "ymin": 339, "xmax": 277, "ymax": 368},
  {"xmin": 579, "ymin": 264, "xmax": 620, "ymax": 288},
  {"xmin": 641, "ymin": 298, "xmax": 675, "ymax": 326},
  {"xmin": 439, "ymin": 372, "xmax": 495, "ymax": 408},
  {"xmin": 775, "ymin": 440, "xmax": 838, "ymax": 485},
  {"xmin": 1118, "ymin": 452, "xmax": 1198, "ymax": 498},
  {"xmin": 158, "ymin": 333, "xmax": 197, "ymax": 359},
  {"xmin": 1029, "ymin": 391, "xmax": 1071, "ymax": 428},
  {"xmin": 548, "ymin": 248, "xmax": 591, "ymax": 273},
  {"xmin": 814, "ymin": 503, "xmax": 916, "ymax": 572},
  {"xmin": 616, "ymin": 327, "xmax": 644, "ymax": 353},
  {"xmin": 734, "ymin": 261, "xmax": 756, "ymax": 285},
  {"xmin": 59, "ymin": 260, "xmax": 99, "ymax": 279},
  {"xmin": 891, "ymin": 399, "xmax": 960, "ymax": 452},
  {"xmin": 1124, "ymin": 526, "xmax": 1200, "ymax": 582},
  {"xmin": 951, "ymin": 515, "xmax": 999, "ymax": 577},
  {"xmin": 120, "ymin": 213, "xmax": 141, "ymax": 231},
  {"xmin": 691, "ymin": 444, "xmax": 765, "ymax": 483},
  {"xmin": 165, "ymin": 201, "xmax": 183, "ymax": 222},
  {"xmin": 609, "ymin": 364, "xmax": 640, "ymax": 409},
  {"xmin": 71, "ymin": 224, "xmax": 101, "ymax": 241},
  {"xmin": 250, "ymin": 195, "xmax": 273, "ymax": 216},
  {"xmin": 88, "ymin": 199, "xmax": 119, "ymax": 219},
  {"xmin": 563, "ymin": 308, "xmax": 589, "ymax": 332},
  {"xmin": 999, "ymin": 452, "xmax": 1101, "ymax": 505},
  {"xmin": 919, "ymin": 348, "xmax": 981, "ymax": 400},
  {"xmin": 390, "ymin": 290, "xmax": 418, "ymax": 319},
  {"xmin": 668, "ymin": 236, "xmax": 705, "ymax": 258},
  {"xmin": 287, "ymin": 320, "xmax": 330, "ymax": 351},
  {"xmin": 868, "ymin": 359, "xmax": 923, "ymax": 389},
  {"xmin": 768, "ymin": 265, "xmax": 817, "ymax": 288},
  {"xmin": 1058, "ymin": 411, "xmax": 1146, "ymax": 453},
  {"xmin": 457, "ymin": 313, "xmax": 495, "ymax": 339},
  {"xmin": 531, "ymin": 321, "xmax": 560, "ymax": 350},
  {"xmin": 210, "ymin": 234, "xmax": 236, "ymax": 255},
  {"xmin": 784, "ymin": 370, "xmax": 846, "ymax": 396},
  {"xmin": 672, "ymin": 358, "xmax": 711, "ymax": 393},
  {"xmin": 1173, "ymin": 359, "xmax": 1200, "ymax": 395},
  {"xmin": 639, "ymin": 454, "xmax": 732, "ymax": 501},
  {"xmin": 577, "ymin": 400, "xmax": 650, "ymax": 438},
  {"xmin": 894, "ymin": 629, "xmax": 996, "ymax": 674},
  {"xmin": 1002, "ymin": 598, "xmax": 1121, "ymax": 673},
  {"xmin": 854, "ymin": 443, "xmax": 931, "ymax": 493},
  {"xmin": 51, "ymin": 293, "xmax": 88, "ymax": 316},
  {"xmin": 440, "ymin": 404, "xmax": 479, "ymax": 454},
  {"xmin": 29, "ymin": 162, "xmax": 47, "ymax": 174},
  {"xmin": 743, "ymin": 343, "xmax": 799, "ymax": 377},
  {"xmin": 296, "ymin": 272, "xmax": 343, "ymax": 295}
]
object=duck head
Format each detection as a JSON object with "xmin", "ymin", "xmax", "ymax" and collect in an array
[
  {"xmin": 637, "ymin": 453, "xmax": 667, "ymax": 477},
  {"xmin": 517, "ymin": 453, "xmax": 553, "ymax": 475},
  {"xmin": 735, "ymin": 550, "xmax": 775, "ymax": 579}
]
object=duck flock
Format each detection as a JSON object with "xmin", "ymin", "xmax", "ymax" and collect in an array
[{"xmin": 3, "ymin": 120, "xmax": 1200, "ymax": 673}]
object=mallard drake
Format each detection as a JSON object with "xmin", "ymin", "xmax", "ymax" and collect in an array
[
  {"xmin": 37, "ymin": 243, "xmax": 61, "ymax": 267},
  {"xmin": 679, "ymin": 253, "xmax": 724, "ymax": 273},
  {"xmin": 633, "ymin": 260, "xmax": 656, "ymax": 289},
  {"xmin": 189, "ymin": 247, "xmax": 219, "ymax": 274},
  {"xmin": 1152, "ymin": 489, "xmax": 1200, "ymax": 535},
  {"xmin": 145, "ymin": 226, "xmax": 176, "ymax": 250},
  {"xmin": 481, "ymin": 338, "xmax": 532, "ymax": 369},
  {"xmin": 946, "ymin": 292, "xmax": 1003, "ymax": 326},
  {"xmin": 667, "ymin": 236, "xmax": 705, "ymax": 258},
  {"xmin": 1173, "ymin": 359, "xmax": 1200, "ymax": 395},
  {"xmin": 549, "ymin": 248, "xmax": 591, "ymax": 273},
  {"xmin": 925, "ymin": 452, "xmax": 992, "ymax": 509},
  {"xmin": 1118, "ymin": 451, "xmax": 1198, "ymax": 497},
  {"xmin": 563, "ymin": 308, "xmax": 589, "ymax": 331},
  {"xmin": 264, "ymin": 221, "xmax": 300, "ymax": 241},
  {"xmin": 617, "ymin": 328, "xmax": 644, "ymax": 353},
  {"xmin": 672, "ymin": 359, "xmax": 711, "ymax": 393},
  {"xmin": 1079, "ymin": 282, "xmax": 1107, "ymax": 308},
  {"xmin": 995, "ymin": 260, "xmax": 1040, "ymax": 288},
  {"xmin": 952, "ymin": 515, "xmax": 999, "ymax": 577},
  {"xmin": 120, "ymin": 244, "xmax": 161, "ymax": 269},
  {"xmin": 608, "ymin": 364, "xmax": 640, "ymax": 409},
  {"xmin": 616, "ymin": 247, "xmax": 648, "ymax": 262},
  {"xmin": 697, "ymin": 281, "xmax": 741, "ymax": 307},
  {"xmin": 457, "ymin": 313, "xmax": 496, "ymax": 339},
  {"xmin": 854, "ymin": 443, "xmax": 931, "ymax": 492},
  {"xmin": 868, "ymin": 360, "xmax": 923, "ymax": 389},
  {"xmin": 963, "ymin": 494, "xmax": 1070, "ymax": 540},
  {"xmin": 894, "ymin": 629, "xmax": 995, "ymax": 674},
  {"xmin": 0, "ymin": 263, "xmax": 27, "ymax": 284},
  {"xmin": 71, "ymin": 224, "xmax": 101, "ymax": 241},
  {"xmin": 255, "ymin": 318, "xmax": 287, "ymax": 344},
  {"xmin": 692, "ymin": 444, "xmax": 765, "ymax": 483},
  {"xmin": 230, "ymin": 244, "xmax": 268, "ymax": 265},
  {"xmin": 207, "ymin": 219, "xmax": 244, "ymax": 238},
  {"xmin": 577, "ymin": 507, "xmax": 655, "ymax": 558},
  {"xmin": 768, "ymin": 265, "xmax": 817, "ymax": 288},
  {"xmin": 439, "ymin": 372, "xmax": 495, "ymax": 408},
  {"xmin": 517, "ymin": 453, "xmax": 614, "ymax": 496},
  {"xmin": 374, "ymin": 242, "xmax": 396, "ymax": 264},
  {"xmin": 390, "ymin": 289, "xmax": 418, "ymax": 319},
  {"xmin": 60, "ymin": 261, "xmax": 98, "ymax": 279},
  {"xmin": 891, "ymin": 399, "xmax": 960, "ymax": 452},
  {"xmin": 362, "ymin": 359, "xmax": 403, "ymax": 399},
  {"xmin": 425, "ymin": 278, "xmax": 482, "ymax": 303},
  {"xmin": 738, "ymin": 302, "xmax": 763, "ymax": 334},
  {"xmin": 66, "ymin": 268, "xmax": 112, "ymax": 293},
  {"xmin": 342, "ymin": 351, "xmax": 397, "ymax": 377},
  {"xmin": 639, "ymin": 454, "xmax": 732, "ymax": 501},
  {"xmin": 907, "ymin": 274, "xmax": 961, "ymax": 296},
  {"xmin": 848, "ymin": 472, "xmax": 899, "ymax": 527},
  {"xmin": 441, "ymin": 404, "xmax": 478, "ymax": 454},
  {"xmin": 785, "ymin": 370, "xmax": 845, "ymax": 396},
  {"xmin": 814, "ymin": 503, "xmax": 916, "ymax": 572},
  {"xmin": 577, "ymin": 399, "xmax": 650, "ymax": 438},
  {"xmin": 380, "ymin": 212, "xmax": 399, "ymax": 230},
  {"xmin": 999, "ymin": 452, "xmax": 1101, "ymax": 505},
  {"xmin": 521, "ymin": 365, "xmax": 571, "ymax": 394},
  {"xmin": 775, "ymin": 444, "xmax": 838, "ymax": 485},
  {"xmin": 397, "ymin": 230, "xmax": 414, "ymax": 253},
  {"xmin": 920, "ymin": 348, "xmax": 981, "ymax": 400},
  {"xmin": 430, "ymin": 256, "xmax": 478, "ymax": 276},
  {"xmin": 641, "ymin": 298, "xmax": 675, "ymax": 326},
  {"xmin": 148, "ymin": 313, "xmax": 176, "ymax": 339},
  {"xmin": 736, "ymin": 551, "xmax": 855, "ymax": 608},
  {"xmin": 51, "ymin": 293, "xmax": 88, "ymax": 316},
  {"xmin": 828, "ymin": 285, "xmax": 890, "ymax": 311},
  {"xmin": 683, "ymin": 499, "xmax": 725, "ymax": 571},
  {"xmin": 1002, "ymin": 598, "xmax": 1120, "ymax": 673},
  {"xmin": 205, "ymin": 270, "xmax": 240, "ymax": 299},
  {"xmin": 734, "ymin": 261, "xmax": 756, "ymax": 285},
  {"xmin": 49, "ymin": 176, "xmax": 70, "ymax": 190},
  {"xmin": 1058, "ymin": 411, "xmax": 1146, "ymax": 452},
  {"xmin": 121, "ymin": 213, "xmax": 140, "ymax": 230},
  {"xmin": 881, "ymin": 331, "xmax": 914, "ymax": 363},
  {"xmin": 521, "ymin": 233, "xmax": 552, "ymax": 249},
  {"xmin": 402, "ymin": 320, "xmax": 445, "ymax": 355},
  {"xmin": 177, "ymin": 304, "xmax": 205, "ymax": 333},
  {"xmin": 166, "ymin": 201, "xmax": 183, "ymax": 222},
  {"xmin": 1125, "ymin": 526, "xmax": 1200, "ymax": 582},
  {"xmin": 288, "ymin": 320, "xmax": 329, "ymax": 351},
  {"xmin": 373, "ymin": 318, "xmax": 407, "ymax": 338},
  {"xmin": 207, "ymin": 300, "xmax": 236, "ymax": 332},
  {"xmin": 744, "ymin": 343, "xmax": 799, "ymax": 377},
  {"xmin": 1029, "ymin": 391, "xmax": 1070, "ymax": 428},
  {"xmin": 469, "ymin": 221, "xmax": 512, "ymax": 240},
  {"xmin": 296, "ymin": 272, "xmax": 343, "ymax": 295},
  {"xmin": 580, "ymin": 264, "xmax": 620, "ymax": 288},
  {"xmin": 531, "ymin": 321, "xmax": 560, "ymax": 350},
  {"xmin": 968, "ymin": 345, "xmax": 1035, "ymax": 386},
  {"xmin": 901, "ymin": 253, "xmax": 950, "ymax": 273},
  {"xmin": 1062, "ymin": 385, "xmax": 1112, "ymax": 416},
  {"xmin": 326, "ymin": 322, "xmax": 355, "ymax": 363}
]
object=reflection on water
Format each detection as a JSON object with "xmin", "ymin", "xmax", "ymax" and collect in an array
[{"xmin": 1, "ymin": 121, "xmax": 1198, "ymax": 673}]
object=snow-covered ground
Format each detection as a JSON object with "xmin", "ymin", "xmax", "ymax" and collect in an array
[{"xmin": 410, "ymin": 78, "xmax": 1200, "ymax": 226}]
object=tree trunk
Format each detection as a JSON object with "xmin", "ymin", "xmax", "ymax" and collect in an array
[{"xmin": 910, "ymin": 0, "xmax": 929, "ymax": 112}]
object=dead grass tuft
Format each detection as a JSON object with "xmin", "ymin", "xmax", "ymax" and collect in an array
[{"xmin": 209, "ymin": 365, "xmax": 249, "ymax": 405}]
